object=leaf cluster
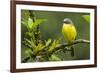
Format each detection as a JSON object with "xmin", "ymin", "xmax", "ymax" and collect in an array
[{"xmin": 22, "ymin": 11, "xmax": 61, "ymax": 62}]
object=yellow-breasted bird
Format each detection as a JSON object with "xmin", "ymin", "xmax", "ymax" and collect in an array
[{"xmin": 62, "ymin": 18, "xmax": 77, "ymax": 56}]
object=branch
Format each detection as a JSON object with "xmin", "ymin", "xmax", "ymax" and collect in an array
[
  {"xmin": 57, "ymin": 39, "xmax": 89, "ymax": 47},
  {"xmin": 50, "ymin": 39, "xmax": 90, "ymax": 54}
]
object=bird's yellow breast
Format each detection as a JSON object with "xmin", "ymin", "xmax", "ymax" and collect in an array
[{"xmin": 62, "ymin": 23, "xmax": 77, "ymax": 43}]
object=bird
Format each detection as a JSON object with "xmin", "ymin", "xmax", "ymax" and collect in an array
[{"xmin": 62, "ymin": 18, "xmax": 77, "ymax": 56}]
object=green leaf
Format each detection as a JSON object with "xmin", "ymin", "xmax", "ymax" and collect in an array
[
  {"xmin": 33, "ymin": 19, "xmax": 47, "ymax": 29},
  {"xmin": 24, "ymin": 38, "xmax": 32, "ymax": 45},
  {"xmin": 82, "ymin": 15, "xmax": 90, "ymax": 22},
  {"xmin": 49, "ymin": 55, "xmax": 61, "ymax": 61},
  {"xmin": 28, "ymin": 18, "xmax": 33, "ymax": 29},
  {"xmin": 21, "ymin": 20, "xmax": 27, "ymax": 26},
  {"xmin": 31, "ymin": 38, "xmax": 36, "ymax": 49},
  {"xmin": 33, "ymin": 42, "xmax": 44, "ymax": 54},
  {"xmin": 25, "ymin": 49, "xmax": 33, "ymax": 57},
  {"xmin": 21, "ymin": 10, "xmax": 30, "ymax": 20},
  {"xmin": 21, "ymin": 10, "xmax": 30, "ymax": 27},
  {"xmin": 48, "ymin": 40, "xmax": 59, "ymax": 52},
  {"xmin": 27, "ymin": 18, "xmax": 47, "ymax": 31},
  {"xmin": 45, "ymin": 39, "xmax": 52, "ymax": 47}
]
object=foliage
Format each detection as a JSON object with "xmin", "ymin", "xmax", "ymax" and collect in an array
[{"xmin": 22, "ymin": 10, "xmax": 62, "ymax": 62}]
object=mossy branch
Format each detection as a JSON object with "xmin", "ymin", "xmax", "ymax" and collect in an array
[{"xmin": 22, "ymin": 39, "xmax": 90, "ymax": 62}]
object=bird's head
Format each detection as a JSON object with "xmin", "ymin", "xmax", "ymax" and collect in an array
[{"xmin": 63, "ymin": 18, "xmax": 73, "ymax": 24}]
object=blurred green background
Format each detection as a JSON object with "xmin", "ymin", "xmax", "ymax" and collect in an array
[{"xmin": 21, "ymin": 10, "xmax": 90, "ymax": 62}]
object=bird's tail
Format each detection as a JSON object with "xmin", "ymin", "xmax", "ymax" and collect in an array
[
  {"xmin": 68, "ymin": 41, "xmax": 75, "ymax": 56},
  {"xmin": 67, "ymin": 46, "xmax": 74, "ymax": 57},
  {"xmin": 70, "ymin": 46, "xmax": 74, "ymax": 56}
]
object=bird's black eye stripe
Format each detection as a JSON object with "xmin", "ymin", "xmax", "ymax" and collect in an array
[{"xmin": 63, "ymin": 21, "xmax": 71, "ymax": 24}]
